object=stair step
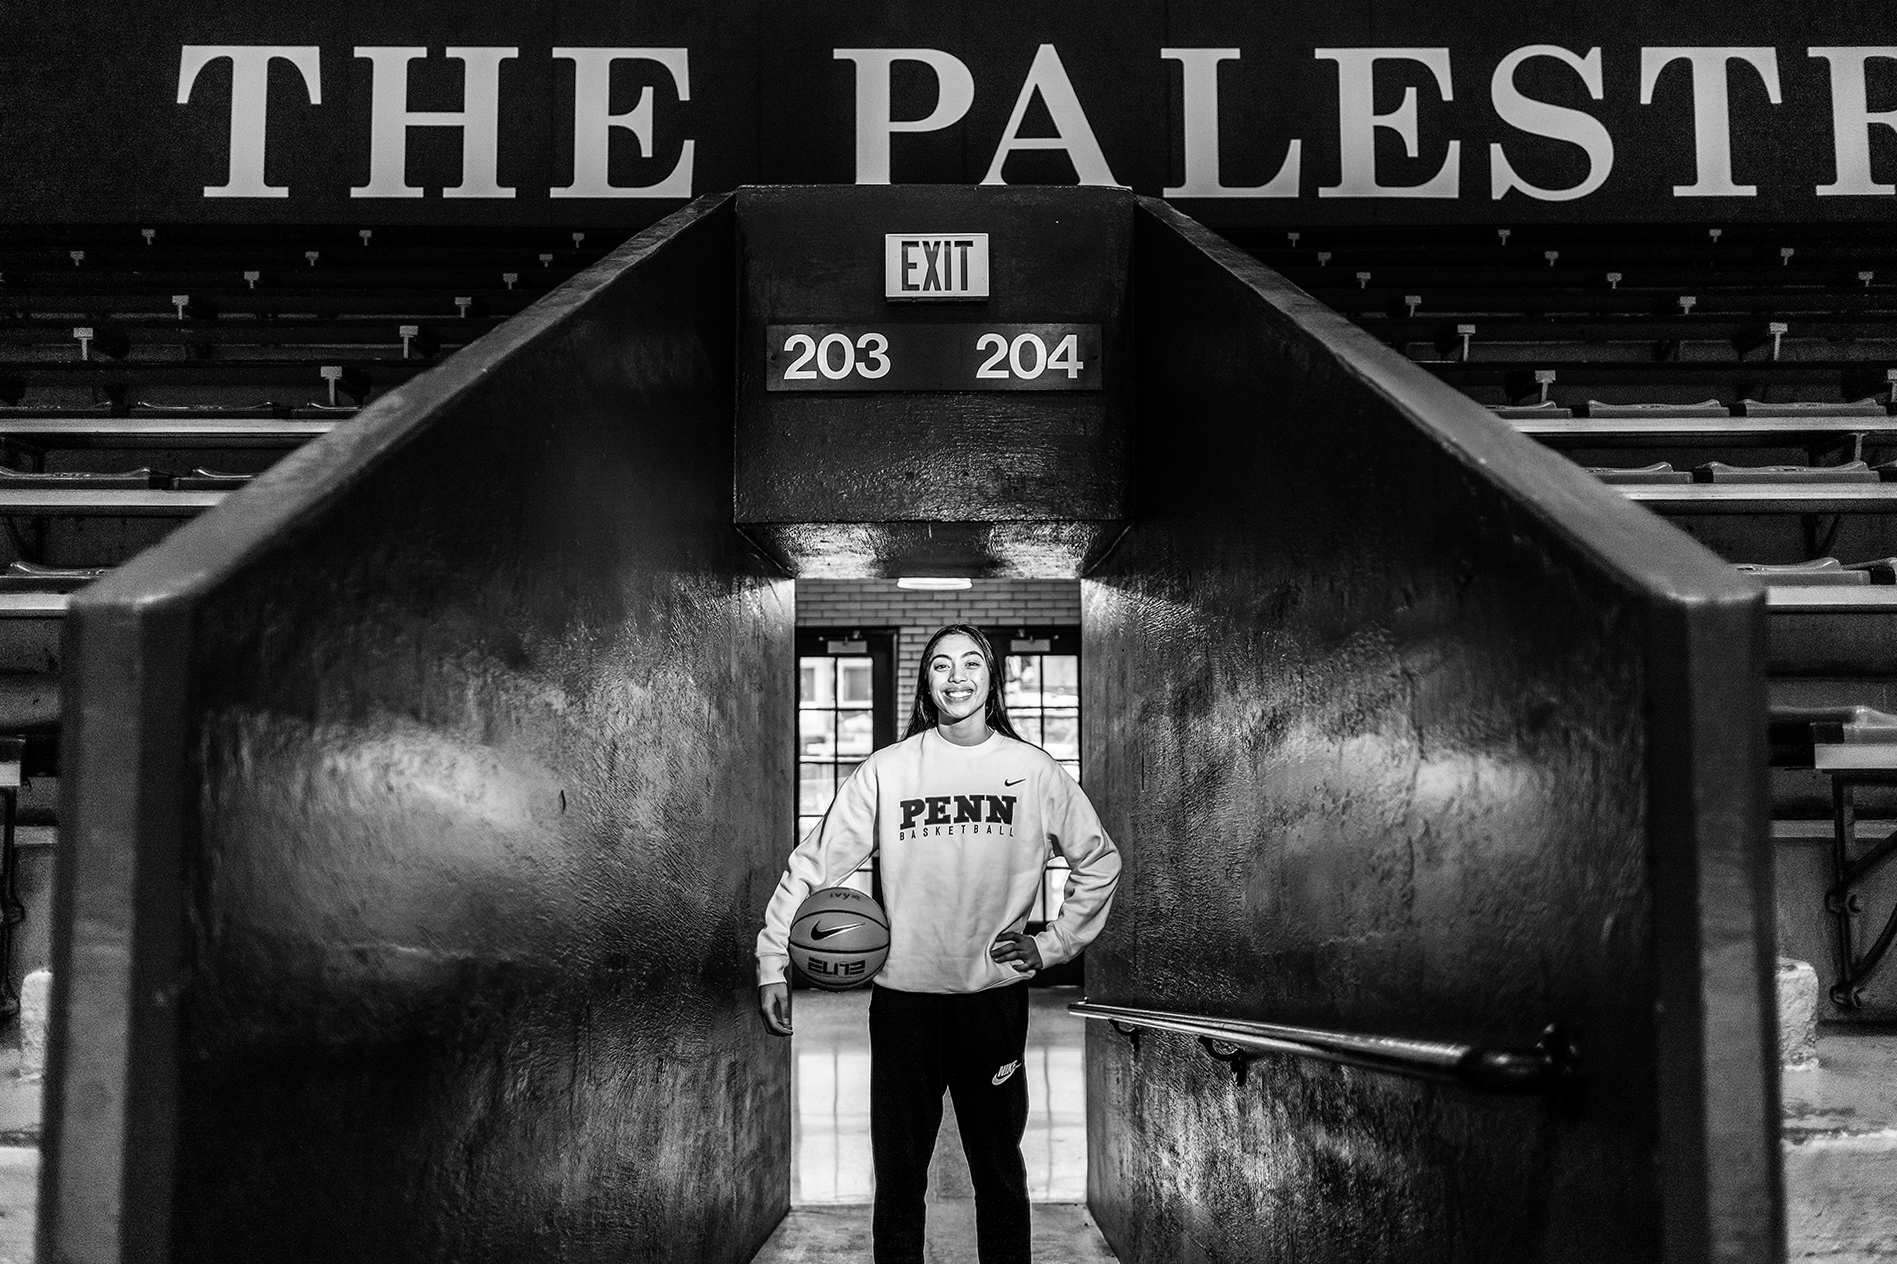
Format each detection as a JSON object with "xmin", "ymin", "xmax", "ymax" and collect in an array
[{"xmin": 1784, "ymin": 1030, "xmax": 1897, "ymax": 1260}]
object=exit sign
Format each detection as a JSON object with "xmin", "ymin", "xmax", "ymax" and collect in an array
[{"xmin": 885, "ymin": 234, "xmax": 989, "ymax": 300}]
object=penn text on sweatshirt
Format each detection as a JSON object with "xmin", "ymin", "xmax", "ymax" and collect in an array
[{"xmin": 756, "ymin": 727, "xmax": 1122, "ymax": 993}]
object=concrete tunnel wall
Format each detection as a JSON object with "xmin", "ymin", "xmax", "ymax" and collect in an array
[
  {"xmin": 41, "ymin": 195, "xmax": 794, "ymax": 1264},
  {"xmin": 1078, "ymin": 203, "xmax": 1780, "ymax": 1263}
]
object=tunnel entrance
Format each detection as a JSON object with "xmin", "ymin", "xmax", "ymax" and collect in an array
[
  {"xmin": 40, "ymin": 187, "xmax": 1777, "ymax": 1264},
  {"xmin": 781, "ymin": 578, "xmax": 1090, "ymax": 1241}
]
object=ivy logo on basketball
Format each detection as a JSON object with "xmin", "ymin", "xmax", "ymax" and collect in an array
[{"xmin": 811, "ymin": 921, "xmax": 863, "ymax": 941}]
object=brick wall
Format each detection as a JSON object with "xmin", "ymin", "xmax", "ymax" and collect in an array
[{"xmin": 797, "ymin": 578, "xmax": 1080, "ymax": 692}]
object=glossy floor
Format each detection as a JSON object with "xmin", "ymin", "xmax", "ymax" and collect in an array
[{"xmin": 790, "ymin": 984, "xmax": 1087, "ymax": 1206}]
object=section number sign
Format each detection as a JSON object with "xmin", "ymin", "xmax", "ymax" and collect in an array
[{"xmin": 765, "ymin": 324, "xmax": 1102, "ymax": 392}]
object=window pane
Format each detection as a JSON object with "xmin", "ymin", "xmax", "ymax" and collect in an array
[
  {"xmin": 837, "ymin": 760, "xmax": 863, "ymax": 786},
  {"xmin": 1042, "ymin": 656, "xmax": 1079, "ymax": 707},
  {"xmin": 798, "ymin": 815, "xmax": 824, "ymax": 845},
  {"xmin": 1013, "ymin": 712, "xmax": 1042, "ymax": 744},
  {"xmin": 800, "ymin": 657, "xmax": 835, "ymax": 707},
  {"xmin": 799, "ymin": 710, "xmax": 835, "ymax": 758},
  {"xmin": 799, "ymin": 763, "xmax": 834, "ymax": 816},
  {"xmin": 838, "ymin": 658, "xmax": 874, "ymax": 708},
  {"xmin": 837, "ymin": 710, "xmax": 874, "ymax": 757},
  {"xmin": 1004, "ymin": 656, "xmax": 1039, "ymax": 708},
  {"xmin": 1044, "ymin": 866, "xmax": 1067, "ymax": 923},
  {"xmin": 1060, "ymin": 761, "xmax": 1080, "ymax": 783},
  {"xmin": 1043, "ymin": 712, "xmax": 1079, "ymax": 760}
]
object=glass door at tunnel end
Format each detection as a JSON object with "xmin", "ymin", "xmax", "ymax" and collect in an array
[
  {"xmin": 990, "ymin": 627, "xmax": 1084, "ymax": 988},
  {"xmin": 796, "ymin": 630, "xmax": 899, "ymax": 940}
]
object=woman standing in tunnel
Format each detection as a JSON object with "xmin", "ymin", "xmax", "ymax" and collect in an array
[{"xmin": 756, "ymin": 622, "xmax": 1122, "ymax": 1264}]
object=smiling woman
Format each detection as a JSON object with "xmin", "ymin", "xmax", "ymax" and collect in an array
[
  {"xmin": 906, "ymin": 624, "xmax": 1022, "ymax": 746},
  {"xmin": 756, "ymin": 621, "xmax": 1122, "ymax": 1264}
]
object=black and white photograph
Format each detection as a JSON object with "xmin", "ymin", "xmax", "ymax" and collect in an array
[{"xmin": 1, "ymin": 3, "xmax": 1892, "ymax": 1261}]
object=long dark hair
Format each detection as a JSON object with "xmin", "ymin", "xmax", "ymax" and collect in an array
[{"xmin": 904, "ymin": 623, "xmax": 1022, "ymax": 740}]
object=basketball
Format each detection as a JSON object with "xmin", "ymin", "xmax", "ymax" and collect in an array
[{"xmin": 788, "ymin": 886, "xmax": 890, "ymax": 990}]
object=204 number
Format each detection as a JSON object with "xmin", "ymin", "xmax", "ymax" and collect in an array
[
  {"xmin": 783, "ymin": 331, "xmax": 890, "ymax": 381},
  {"xmin": 975, "ymin": 332, "xmax": 1082, "ymax": 381}
]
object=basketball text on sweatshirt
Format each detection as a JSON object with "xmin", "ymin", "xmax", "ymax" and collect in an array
[{"xmin": 756, "ymin": 728, "xmax": 1122, "ymax": 993}]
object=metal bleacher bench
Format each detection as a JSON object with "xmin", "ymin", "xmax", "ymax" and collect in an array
[
  {"xmin": 1590, "ymin": 459, "xmax": 1893, "ymax": 499},
  {"xmin": 0, "ymin": 290, "xmax": 534, "ymax": 320},
  {"xmin": 0, "ymin": 417, "xmax": 336, "ymax": 447},
  {"xmin": 1622, "ymin": 484, "xmax": 1897, "ymax": 513},
  {"xmin": 0, "ymin": 360, "xmax": 406, "ymax": 389},
  {"xmin": 1444, "ymin": 361, "xmax": 1897, "ymax": 396},
  {"xmin": 1766, "ymin": 585, "xmax": 1897, "ymax": 610},
  {"xmin": 1519, "ymin": 417, "xmax": 1897, "ymax": 448},
  {"xmin": 0, "ymin": 593, "xmax": 69, "ymax": 618},
  {"xmin": 0, "ymin": 489, "xmax": 223, "ymax": 516}
]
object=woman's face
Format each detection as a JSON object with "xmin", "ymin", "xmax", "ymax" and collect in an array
[{"xmin": 927, "ymin": 633, "xmax": 991, "ymax": 726}]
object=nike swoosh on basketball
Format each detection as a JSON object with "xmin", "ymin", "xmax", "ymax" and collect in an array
[
  {"xmin": 1004, "ymin": 777, "xmax": 1025, "ymax": 786},
  {"xmin": 991, "ymin": 1060, "xmax": 1021, "ymax": 1085},
  {"xmin": 810, "ymin": 921, "xmax": 863, "ymax": 941}
]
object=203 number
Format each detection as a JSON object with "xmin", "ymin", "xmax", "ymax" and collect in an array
[
  {"xmin": 783, "ymin": 331, "xmax": 890, "ymax": 381},
  {"xmin": 976, "ymin": 332, "xmax": 1082, "ymax": 381}
]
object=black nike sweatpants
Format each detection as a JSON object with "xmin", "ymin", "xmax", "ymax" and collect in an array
[{"xmin": 869, "ymin": 982, "xmax": 1032, "ymax": 1264}]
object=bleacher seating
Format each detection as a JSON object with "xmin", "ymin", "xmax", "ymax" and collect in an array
[
  {"xmin": 1240, "ymin": 222, "xmax": 1897, "ymax": 1017},
  {"xmin": 1736, "ymin": 558, "xmax": 1869, "ymax": 586},
  {"xmin": 1584, "ymin": 462, "xmax": 1691, "ymax": 485},
  {"xmin": 0, "ymin": 222, "xmax": 607, "ymax": 1017}
]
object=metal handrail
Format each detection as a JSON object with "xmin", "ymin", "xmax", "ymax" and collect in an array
[{"xmin": 1071, "ymin": 999, "xmax": 1579, "ymax": 1095}]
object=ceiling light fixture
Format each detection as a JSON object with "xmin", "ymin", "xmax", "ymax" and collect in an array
[{"xmin": 896, "ymin": 577, "xmax": 973, "ymax": 591}]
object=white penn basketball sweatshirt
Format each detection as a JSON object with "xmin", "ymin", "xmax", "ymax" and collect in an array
[{"xmin": 756, "ymin": 727, "xmax": 1122, "ymax": 993}]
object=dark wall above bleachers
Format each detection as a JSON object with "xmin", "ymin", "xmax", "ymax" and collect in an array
[{"xmin": 10, "ymin": 0, "xmax": 1897, "ymax": 227}]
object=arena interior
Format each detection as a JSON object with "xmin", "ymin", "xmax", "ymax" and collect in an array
[{"xmin": 6, "ymin": 3, "xmax": 1897, "ymax": 1261}]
